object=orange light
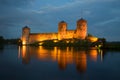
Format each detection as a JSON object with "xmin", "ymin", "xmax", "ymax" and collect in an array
[
  {"xmin": 22, "ymin": 41, "xmax": 26, "ymax": 45},
  {"xmin": 87, "ymin": 36, "xmax": 98, "ymax": 42},
  {"xmin": 22, "ymin": 37, "xmax": 26, "ymax": 45},
  {"xmin": 53, "ymin": 40, "xmax": 58, "ymax": 43},
  {"xmin": 75, "ymin": 52, "xmax": 87, "ymax": 73},
  {"xmin": 89, "ymin": 50, "xmax": 98, "ymax": 62},
  {"xmin": 39, "ymin": 42, "xmax": 43, "ymax": 45},
  {"xmin": 66, "ymin": 40, "xmax": 69, "ymax": 43},
  {"xmin": 22, "ymin": 46, "xmax": 26, "ymax": 58}
]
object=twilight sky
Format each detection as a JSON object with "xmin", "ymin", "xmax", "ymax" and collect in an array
[{"xmin": 0, "ymin": 0, "xmax": 120, "ymax": 41}]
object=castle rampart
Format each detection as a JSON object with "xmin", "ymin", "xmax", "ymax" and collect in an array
[{"xmin": 21, "ymin": 18, "xmax": 87, "ymax": 45}]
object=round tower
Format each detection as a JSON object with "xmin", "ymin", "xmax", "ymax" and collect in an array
[
  {"xmin": 58, "ymin": 21, "xmax": 67, "ymax": 40},
  {"xmin": 76, "ymin": 18, "xmax": 87, "ymax": 40},
  {"xmin": 21, "ymin": 26, "xmax": 30, "ymax": 45}
]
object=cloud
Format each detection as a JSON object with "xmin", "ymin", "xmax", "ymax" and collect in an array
[
  {"xmin": 32, "ymin": 0, "xmax": 92, "ymax": 14},
  {"xmin": 0, "ymin": 0, "xmax": 120, "ymax": 41},
  {"xmin": 0, "ymin": 0, "xmax": 34, "ymax": 7},
  {"xmin": 93, "ymin": 17, "xmax": 120, "ymax": 26}
]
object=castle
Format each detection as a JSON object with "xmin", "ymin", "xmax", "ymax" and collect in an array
[{"xmin": 21, "ymin": 18, "xmax": 87, "ymax": 45}]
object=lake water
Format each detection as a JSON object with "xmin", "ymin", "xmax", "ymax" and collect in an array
[{"xmin": 0, "ymin": 45, "xmax": 120, "ymax": 80}]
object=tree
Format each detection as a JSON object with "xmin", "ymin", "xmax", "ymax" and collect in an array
[{"xmin": 0, "ymin": 36, "xmax": 5, "ymax": 44}]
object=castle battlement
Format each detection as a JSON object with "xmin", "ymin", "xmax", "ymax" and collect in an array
[{"xmin": 21, "ymin": 18, "xmax": 87, "ymax": 45}]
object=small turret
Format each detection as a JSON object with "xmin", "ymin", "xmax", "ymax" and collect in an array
[
  {"xmin": 21, "ymin": 26, "xmax": 30, "ymax": 45},
  {"xmin": 75, "ymin": 18, "xmax": 87, "ymax": 39},
  {"xmin": 58, "ymin": 21, "xmax": 67, "ymax": 40}
]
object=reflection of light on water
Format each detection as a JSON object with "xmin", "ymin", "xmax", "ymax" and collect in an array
[
  {"xmin": 98, "ymin": 49, "xmax": 103, "ymax": 62},
  {"xmin": 75, "ymin": 51, "xmax": 87, "ymax": 73},
  {"xmin": 58, "ymin": 50, "xmax": 67, "ymax": 70},
  {"xmin": 66, "ymin": 47, "xmax": 69, "ymax": 52},
  {"xmin": 18, "ymin": 46, "xmax": 20, "ymax": 58},
  {"xmin": 20, "ymin": 46, "xmax": 30, "ymax": 64},
  {"xmin": 19, "ymin": 46, "xmax": 104, "ymax": 73},
  {"xmin": 38, "ymin": 46, "xmax": 49, "ymax": 60},
  {"xmin": 51, "ymin": 47, "xmax": 57, "ymax": 61},
  {"xmin": 66, "ymin": 47, "xmax": 73, "ymax": 64},
  {"xmin": 22, "ymin": 46, "xmax": 27, "ymax": 58},
  {"xmin": 89, "ymin": 50, "xmax": 98, "ymax": 62},
  {"xmin": 99, "ymin": 49, "xmax": 103, "ymax": 62},
  {"xmin": 101, "ymin": 51, "xmax": 103, "ymax": 62}
]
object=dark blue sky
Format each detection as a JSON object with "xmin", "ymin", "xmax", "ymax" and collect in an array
[{"xmin": 0, "ymin": 0, "xmax": 120, "ymax": 41}]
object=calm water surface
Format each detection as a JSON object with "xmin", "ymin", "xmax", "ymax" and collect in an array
[{"xmin": 0, "ymin": 45, "xmax": 120, "ymax": 80}]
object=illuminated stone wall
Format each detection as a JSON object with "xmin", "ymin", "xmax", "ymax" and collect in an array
[
  {"xmin": 86, "ymin": 36, "xmax": 98, "ymax": 42},
  {"xmin": 21, "ymin": 26, "xmax": 30, "ymax": 45},
  {"xmin": 21, "ymin": 18, "xmax": 87, "ymax": 45},
  {"xmin": 66, "ymin": 30, "xmax": 74, "ymax": 39},
  {"xmin": 75, "ymin": 18, "xmax": 87, "ymax": 39},
  {"xmin": 58, "ymin": 21, "xmax": 67, "ymax": 40},
  {"xmin": 29, "ymin": 33, "xmax": 58, "ymax": 43}
]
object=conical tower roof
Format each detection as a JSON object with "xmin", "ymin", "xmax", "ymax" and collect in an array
[
  {"xmin": 23, "ymin": 26, "xmax": 29, "ymax": 28},
  {"xmin": 59, "ymin": 20, "xmax": 66, "ymax": 23},
  {"xmin": 77, "ymin": 18, "xmax": 87, "ymax": 23}
]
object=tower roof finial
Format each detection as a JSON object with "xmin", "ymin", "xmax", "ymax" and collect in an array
[{"xmin": 77, "ymin": 18, "xmax": 87, "ymax": 23}]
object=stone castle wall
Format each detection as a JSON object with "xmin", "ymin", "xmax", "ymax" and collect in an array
[
  {"xmin": 21, "ymin": 18, "xmax": 87, "ymax": 45},
  {"xmin": 29, "ymin": 33, "xmax": 58, "ymax": 43}
]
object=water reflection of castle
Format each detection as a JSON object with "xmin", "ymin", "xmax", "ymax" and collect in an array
[{"xmin": 18, "ymin": 46, "xmax": 104, "ymax": 73}]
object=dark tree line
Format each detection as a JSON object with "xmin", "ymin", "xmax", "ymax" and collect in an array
[
  {"xmin": 0, "ymin": 36, "xmax": 20, "ymax": 45},
  {"xmin": 0, "ymin": 36, "xmax": 5, "ymax": 44}
]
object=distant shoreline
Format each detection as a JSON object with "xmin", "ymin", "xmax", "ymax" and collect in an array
[{"xmin": 0, "ymin": 36, "xmax": 120, "ymax": 50}]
